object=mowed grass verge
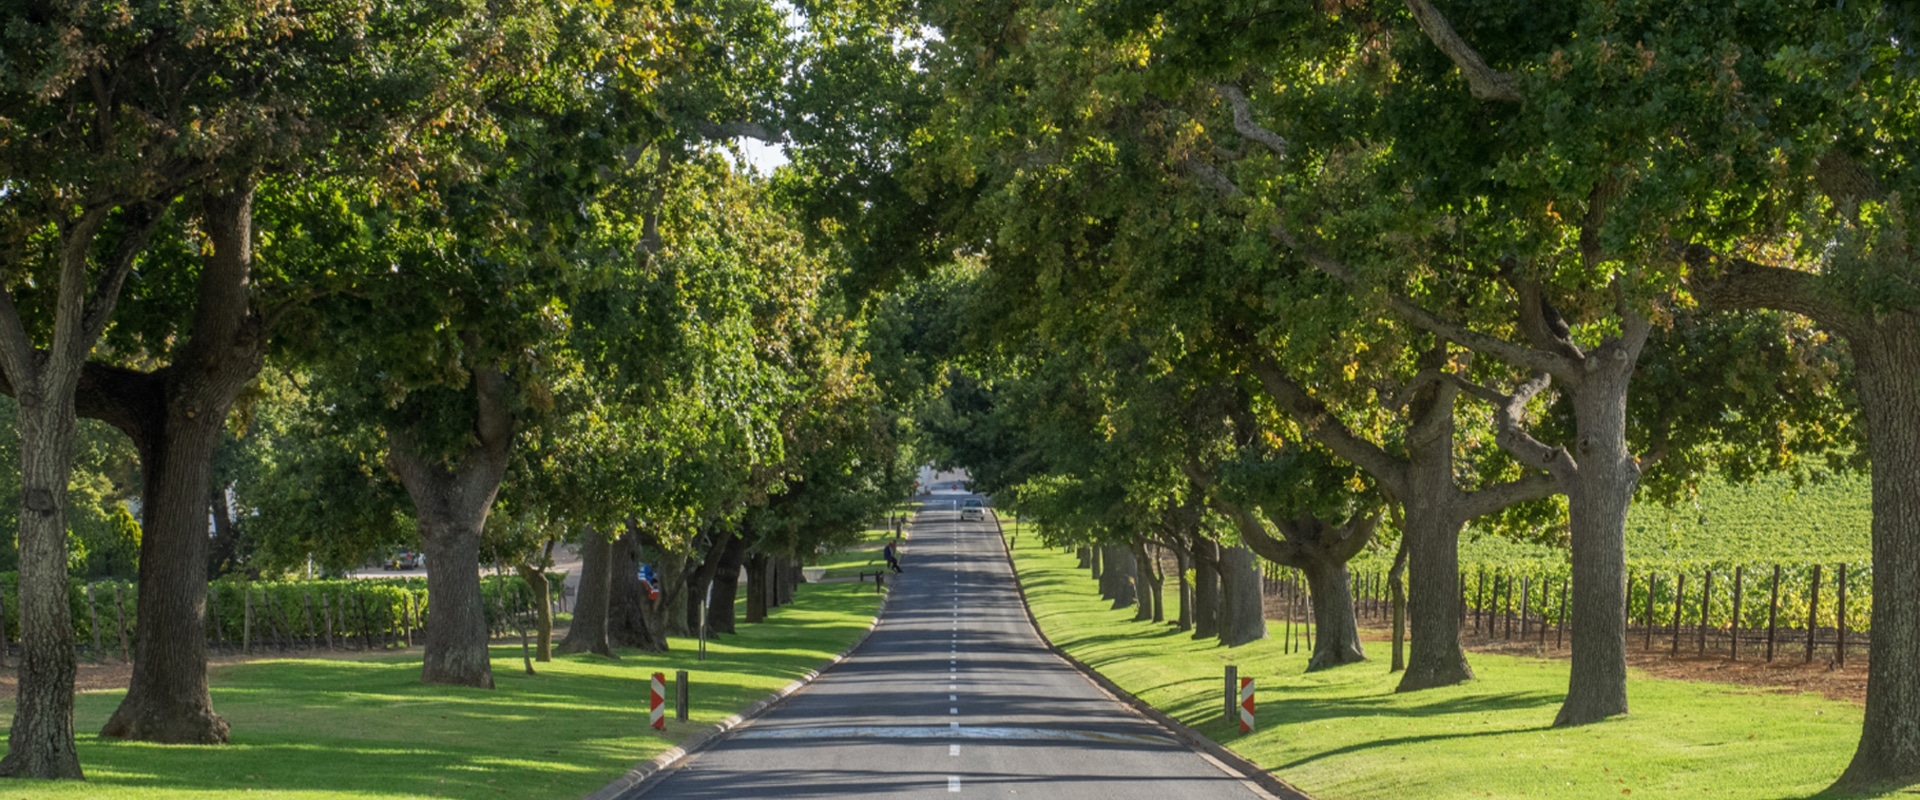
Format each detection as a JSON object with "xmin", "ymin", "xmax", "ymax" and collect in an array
[
  {"xmin": 1007, "ymin": 533, "xmax": 1889, "ymax": 800},
  {"xmin": 0, "ymin": 581, "xmax": 881, "ymax": 799}
]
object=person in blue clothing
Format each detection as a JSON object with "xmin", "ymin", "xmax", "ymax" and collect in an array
[{"xmin": 883, "ymin": 539, "xmax": 904, "ymax": 574}]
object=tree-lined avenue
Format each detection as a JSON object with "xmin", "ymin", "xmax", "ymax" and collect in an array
[{"xmin": 631, "ymin": 498, "xmax": 1276, "ymax": 800}]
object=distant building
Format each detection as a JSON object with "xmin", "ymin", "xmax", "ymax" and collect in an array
[{"xmin": 915, "ymin": 465, "xmax": 971, "ymax": 494}]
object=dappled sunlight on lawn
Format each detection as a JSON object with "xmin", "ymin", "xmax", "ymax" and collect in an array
[
  {"xmin": 1009, "ymin": 534, "xmax": 1877, "ymax": 800},
  {"xmin": 0, "ymin": 581, "xmax": 880, "ymax": 799}
]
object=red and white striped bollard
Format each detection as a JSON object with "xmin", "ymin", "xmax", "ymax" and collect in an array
[
  {"xmin": 1238, "ymin": 677, "xmax": 1255, "ymax": 733},
  {"xmin": 650, "ymin": 672, "xmax": 666, "ymax": 731}
]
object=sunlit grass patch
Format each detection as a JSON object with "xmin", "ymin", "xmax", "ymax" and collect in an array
[
  {"xmin": 1008, "ymin": 532, "xmax": 1888, "ymax": 799},
  {"xmin": 0, "ymin": 581, "xmax": 879, "ymax": 799}
]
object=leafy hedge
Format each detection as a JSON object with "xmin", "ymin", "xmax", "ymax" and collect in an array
[{"xmin": 0, "ymin": 572, "xmax": 565, "ymax": 650}]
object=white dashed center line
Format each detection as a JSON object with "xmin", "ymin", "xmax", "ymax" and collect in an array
[{"xmin": 949, "ymin": 776, "xmax": 962, "ymax": 792}]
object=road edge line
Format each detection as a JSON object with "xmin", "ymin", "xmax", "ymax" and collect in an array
[
  {"xmin": 991, "ymin": 511, "xmax": 1314, "ymax": 800},
  {"xmin": 583, "ymin": 578, "xmax": 897, "ymax": 800}
]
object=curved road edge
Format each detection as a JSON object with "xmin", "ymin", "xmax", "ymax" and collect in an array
[
  {"xmin": 583, "ymin": 586, "xmax": 897, "ymax": 800},
  {"xmin": 993, "ymin": 513, "xmax": 1315, "ymax": 800}
]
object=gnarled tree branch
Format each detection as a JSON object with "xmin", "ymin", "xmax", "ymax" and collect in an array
[
  {"xmin": 1241, "ymin": 353, "xmax": 1409, "ymax": 492},
  {"xmin": 1402, "ymin": 0, "xmax": 1522, "ymax": 102},
  {"xmin": 1212, "ymin": 84, "xmax": 1289, "ymax": 159}
]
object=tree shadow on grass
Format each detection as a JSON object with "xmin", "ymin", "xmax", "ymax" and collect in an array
[
  {"xmin": 48, "ymin": 606, "xmax": 884, "ymax": 800},
  {"xmin": 1778, "ymin": 779, "xmax": 1920, "ymax": 800},
  {"xmin": 1274, "ymin": 722, "xmax": 1557, "ymax": 770}
]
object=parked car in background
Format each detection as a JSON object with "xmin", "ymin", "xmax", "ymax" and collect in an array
[{"xmin": 386, "ymin": 549, "xmax": 423, "ymax": 570}]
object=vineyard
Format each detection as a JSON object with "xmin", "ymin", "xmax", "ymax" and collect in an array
[{"xmin": 1264, "ymin": 473, "xmax": 1876, "ymax": 664}]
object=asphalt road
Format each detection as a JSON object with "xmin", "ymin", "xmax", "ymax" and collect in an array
[{"xmin": 628, "ymin": 495, "xmax": 1275, "ymax": 799}]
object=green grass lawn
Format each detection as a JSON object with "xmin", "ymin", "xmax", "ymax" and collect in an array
[
  {"xmin": 1008, "ymin": 532, "xmax": 1895, "ymax": 799},
  {"xmin": 0, "ymin": 581, "xmax": 880, "ymax": 799}
]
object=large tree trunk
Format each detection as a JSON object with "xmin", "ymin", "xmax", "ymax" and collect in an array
[
  {"xmin": 100, "ymin": 402, "xmax": 238, "ymax": 743},
  {"xmin": 658, "ymin": 549, "xmax": 691, "ymax": 639},
  {"xmin": 744, "ymin": 552, "xmax": 769, "ymax": 624},
  {"xmin": 1172, "ymin": 543, "xmax": 1193, "ymax": 631},
  {"xmin": 1131, "ymin": 541, "xmax": 1157, "ymax": 622},
  {"xmin": 514, "ymin": 564, "xmax": 553, "ymax": 662},
  {"xmin": 778, "ymin": 560, "xmax": 797, "ymax": 606},
  {"xmin": 0, "ymin": 202, "xmax": 163, "ymax": 777},
  {"xmin": 685, "ymin": 526, "xmax": 736, "ymax": 635},
  {"xmin": 1553, "ymin": 354, "xmax": 1640, "ymax": 726},
  {"xmin": 101, "ymin": 187, "xmax": 266, "ymax": 744},
  {"xmin": 559, "ymin": 527, "xmax": 616, "ymax": 658},
  {"xmin": 706, "ymin": 533, "xmax": 751, "ymax": 635},
  {"xmin": 1301, "ymin": 558, "xmax": 1364, "ymax": 671},
  {"xmin": 1216, "ymin": 545, "xmax": 1266, "ymax": 646},
  {"xmin": 1, "ymin": 397, "xmax": 87, "ymax": 778},
  {"xmin": 1101, "ymin": 544, "xmax": 1136, "ymax": 609},
  {"xmin": 606, "ymin": 524, "xmax": 659, "ymax": 652},
  {"xmin": 1089, "ymin": 545, "xmax": 1103, "ymax": 581},
  {"xmin": 1076, "ymin": 546, "xmax": 1091, "ymax": 569},
  {"xmin": 1191, "ymin": 539, "xmax": 1219, "ymax": 640},
  {"xmin": 1205, "ymin": 493, "xmax": 1375, "ymax": 672},
  {"xmin": 1834, "ymin": 320, "xmax": 1920, "ymax": 789},
  {"xmin": 1398, "ymin": 501, "xmax": 1472, "ymax": 690},
  {"xmin": 384, "ymin": 360, "xmax": 514, "ymax": 689},
  {"xmin": 416, "ymin": 515, "xmax": 493, "ymax": 684}
]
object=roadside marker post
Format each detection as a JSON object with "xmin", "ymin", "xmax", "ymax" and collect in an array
[
  {"xmin": 675, "ymin": 669, "xmax": 690, "ymax": 721},
  {"xmin": 1239, "ymin": 678, "xmax": 1256, "ymax": 734},
  {"xmin": 1223, "ymin": 665, "xmax": 1237, "ymax": 722},
  {"xmin": 650, "ymin": 672, "xmax": 666, "ymax": 731}
]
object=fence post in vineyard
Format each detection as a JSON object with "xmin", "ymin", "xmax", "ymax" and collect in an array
[
  {"xmin": 1766, "ymin": 565, "xmax": 1781, "ymax": 662},
  {"xmin": 1836, "ymin": 564, "xmax": 1848, "ymax": 669},
  {"xmin": 1520, "ymin": 576, "xmax": 1530, "ymax": 640},
  {"xmin": 1730, "ymin": 566, "xmax": 1744, "ymax": 662},
  {"xmin": 243, "ymin": 587, "xmax": 254, "ymax": 655},
  {"xmin": 1280, "ymin": 576, "xmax": 1293, "ymax": 654},
  {"xmin": 1644, "ymin": 573, "xmax": 1657, "ymax": 650},
  {"xmin": 1503, "ymin": 575, "xmax": 1514, "ymax": 640},
  {"xmin": 303, "ymin": 592, "xmax": 316, "ymax": 649},
  {"xmin": 359, "ymin": 593, "xmax": 374, "ymax": 650},
  {"xmin": 1304, "ymin": 584, "xmax": 1312, "ymax": 652},
  {"xmin": 1539, "ymin": 577, "xmax": 1550, "ymax": 645},
  {"xmin": 83, "ymin": 584, "xmax": 100, "ymax": 661},
  {"xmin": 113, "ymin": 584, "xmax": 130, "ymax": 662},
  {"xmin": 269, "ymin": 594, "xmax": 285, "ymax": 650},
  {"xmin": 1671, "ymin": 573, "xmax": 1685, "ymax": 656},
  {"xmin": 321, "ymin": 593, "xmax": 335, "ymax": 650},
  {"xmin": 1475, "ymin": 569, "xmax": 1486, "ymax": 635},
  {"xmin": 1557, "ymin": 578, "xmax": 1568, "ymax": 649},
  {"xmin": 1456, "ymin": 569, "xmax": 1465, "ymax": 626},
  {"xmin": 1805, "ymin": 564, "xmax": 1822, "ymax": 664},
  {"xmin": 1699, "ymin": 569, "xmax": 1712, "ymax": 657}
]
